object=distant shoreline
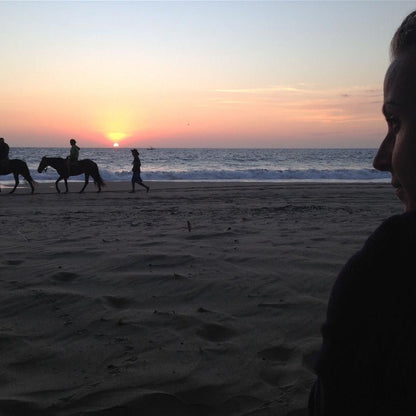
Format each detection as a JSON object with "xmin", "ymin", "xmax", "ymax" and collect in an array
[{"xmin": 11, "ymin": 146, "xmax": 380, "ymax": 150}]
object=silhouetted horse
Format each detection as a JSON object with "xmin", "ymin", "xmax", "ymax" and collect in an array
[
  {"xmin": 37, "ymin": 157, "xmax": 105, "ymax": 193},
  {"xmin": 0, "ymin": 159, "xmax": 35, "ymax": 194}
]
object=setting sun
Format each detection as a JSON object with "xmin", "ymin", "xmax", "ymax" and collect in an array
[{"xmin": 107, "ymin": 132, "xmax": 126, "ymax": 148}]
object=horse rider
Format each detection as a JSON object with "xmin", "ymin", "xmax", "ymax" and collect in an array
[
  {"xmin": 66, "ymin": 138, "xmax": 80, "ymax": 175},
  {"xmin": 0, "ymin": 137, "xmax": 10, "ymax": 170}
]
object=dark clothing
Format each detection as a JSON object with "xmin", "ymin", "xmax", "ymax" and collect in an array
[
  {"xmin": 130, "ymin": 154, "xmax": 149, "ymax": 192},
  {"xmin": 0, "ymin": 142, "xmax": 10, "ymax": 170},
  {"xmin": 310, "ymin": 211, "xmax": 416, "ymax": 416},
  {"xmin": 69, "ymin": 144, "xmax": 80, "ymax": 162},
  {"xmin": 67, "ymin": 144, "xmax": 80, "ymax": 175},
  {"xmin": 0, "ymin": 142, "xmax": 9, "ymax": 161},
  {"xmin": 132, "ymin": 171, "xmax": 143, "ymax": 183},
  {"xmin": 132, "ymin": 156, "xmax": 141, "ymax": 173},
  {"xmin": 132, "ymin": 156, "xmax": 143, "ymax": 182}
]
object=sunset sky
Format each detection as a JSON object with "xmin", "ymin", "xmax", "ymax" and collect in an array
[{"xmin": 1, "ymin": 1, "xmax": 415, "ymax": 148}]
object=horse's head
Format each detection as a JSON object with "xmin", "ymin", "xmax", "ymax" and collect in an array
[{"xmin": 37, "ymin": 156, "xmax": 48, "ymax": 173}]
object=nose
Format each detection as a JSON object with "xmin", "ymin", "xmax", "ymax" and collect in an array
[{"xmin": 373, "ymin": 134, "xmax": 393, "ymax": 172}]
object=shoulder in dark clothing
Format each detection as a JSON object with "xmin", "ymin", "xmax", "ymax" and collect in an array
[{"xmin": 310, "ymin": 211, "xmax": 416, "ymax": 416}]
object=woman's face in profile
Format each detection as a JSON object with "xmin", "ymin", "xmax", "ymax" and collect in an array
[{"xmin": 374, "ymin": 55, "xmax": 416, "ymax": 212}]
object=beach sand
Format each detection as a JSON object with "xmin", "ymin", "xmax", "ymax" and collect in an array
[{"xmin": 0, "ymin": 181, "xmax": 401, "ymax": 415}]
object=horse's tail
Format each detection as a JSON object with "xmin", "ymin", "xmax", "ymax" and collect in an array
[
  {"xmin": 21, "ymin": 162, "xmax": 37, "ymax": 187},
  {"xmin": 92, "ymin": 163, "xmax": 105, "ymax": 188}
]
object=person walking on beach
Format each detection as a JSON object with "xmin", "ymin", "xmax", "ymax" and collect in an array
[
  {"xmin": 309, "ymin": 10, "xmax": 416, "ymax": 416},
  {"xmin": 129, "ymin": 149, "xmax": 150, "ymax": 193},
  {"xmin": 67, "ymin": 138, "xmax": 80, "ymax": 175},
  {"xmin": 0, "ymin": 137, "xmax": 10, "ymax": 170}
]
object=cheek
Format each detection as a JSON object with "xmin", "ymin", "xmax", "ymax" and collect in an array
[{"xmin": 393, "ymin": 129, "xmax": 416, "ymax": 186}]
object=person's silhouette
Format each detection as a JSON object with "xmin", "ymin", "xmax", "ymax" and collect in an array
[
  {"xmin": 310, "ymin": 10, "xmax": 416, "ymax": 416},
  {"xmin": 129, "ymin": 149, "xmax": 150, "ymax": 193},
  {"xmin": 0, "ymin": 137, "xmax": 10, "ymax": 170},
  {"xmin": 66, "ymin": 138, "xmax": 80, "ymax": 175}
]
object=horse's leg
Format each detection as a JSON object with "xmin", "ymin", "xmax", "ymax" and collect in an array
[
  {"xmin": 80, "ymin": 174, "xmax": 89, "ymax": 193},
  {"xmin": 55, "ymin": 177, "xmax": 62, "ymax": 193},
  {"xmin": 64, "ymin": 178, "xmax": 69, "ymax": 193},
  {"xmin": 27, "ymin": 176, "xmax": 34, "ymax": 194},
  {"xmin": 9, "ymin": 173, "xmax": 19, "ymax": 193}
]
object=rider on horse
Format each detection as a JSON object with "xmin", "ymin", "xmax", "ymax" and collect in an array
[
  {"xmin": 66, "ymin": 138, "xmax": 80, "ymax": 175},
  {"xmin": 0, "ymin": 137, "xmax": 10, "ymax": 170}
]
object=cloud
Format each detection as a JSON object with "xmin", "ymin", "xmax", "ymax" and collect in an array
[
  {"xmin": 209, "ymin": 83, "xmax": 383, "ymax": 123},
  {"xmin": 215, "ymin": 83, "xmax": 381, "ymax": 99}
]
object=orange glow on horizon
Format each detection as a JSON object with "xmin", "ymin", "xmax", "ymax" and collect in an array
[
  {"xmin": 107, "ymin": 132, "xmax": 127, "ymax": 146},
  {"xmin": 108, "ymin": 132, "xmax": 127, "ymax": 142},
  {"xmin": 0, "ymin": 82, "xmax": 384, "ymax": 148}
]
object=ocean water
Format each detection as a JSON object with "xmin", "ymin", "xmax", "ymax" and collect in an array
[{"xmin": 2, "ymin": 147, "xmax": 389, "ymax": 183}]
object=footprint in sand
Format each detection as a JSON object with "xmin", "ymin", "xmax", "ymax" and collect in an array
[
  {"xmin": 51, "ymin": 271, "xmax": 79, "ymax": 282},
  {"xmin": 196, "ymin": 323, "xmax": 237, "ymax": 342}
]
